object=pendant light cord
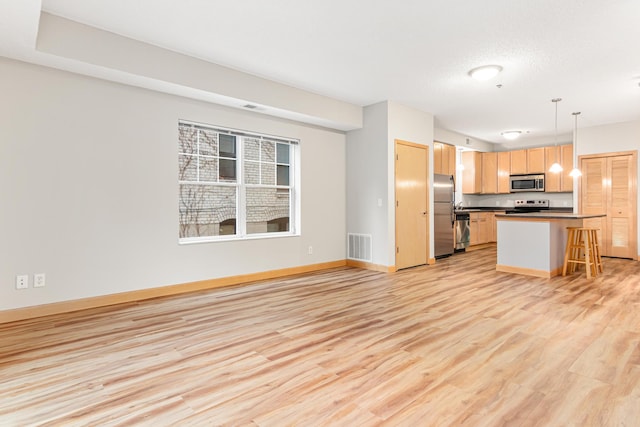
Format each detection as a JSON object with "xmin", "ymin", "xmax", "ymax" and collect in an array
[{"xmin": 552, "ymin": 98, "xmax": 562, "ymax": 166}]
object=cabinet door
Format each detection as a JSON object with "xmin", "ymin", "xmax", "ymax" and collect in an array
[
  {"xmin": 510, "ymin": 150, "xmax": 527, "ymax": 174},
  {"xmin": 477, "ymin": 213, "xmax": 489, "ymax": 244},
  {"xmin": 545, "ymin": 146, "xmax": 561, "ymax": 192},
  {"xmin": 469, "ymin": 213, "xmax": 479, "ymax": 246},
  {"xmin": 481, "ymin": 152, "xmax": 498, "ymax": 194},
  {"xmin": 560, "ymin": 144, "xmax": 574, "ymax": 192},
  {"xmin": 497, "ymin": 151, "xmax": 511, "ymax": 193},
  {"xmin": 433, "ymin": 142, "xmax": 443, "ymax": 175},
  {"xmin": 445, "ymin": 143, "xmax": 456, "ymax": 176},
  {"xmin": 462, "ymin": 151, "xmax": 482, "ymax": 194},
  {"xmin": 527, "ymin": 147, "xmax": 545, "ymax": 173},
  {"xmin": 608, "ymin": 155, "xmax": 635, "ymax": 258}
]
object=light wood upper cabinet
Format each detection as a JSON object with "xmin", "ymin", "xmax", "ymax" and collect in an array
[
  {"xmin": 545, "ymin": 146, "xmax": 561, "ymax": 192},
  {"xmin": 433, "ymin": 142, "xmax": 456, "ymax": 176},
  {"xmin": 527, "ymin": 147, "xmax": 545, "ymax": 174},
  {"xmin": 462, "ymin": 151, "xmax": 482, "ymax": 194},
  {"xmin": 446, "ymin": 144, "xmax": 456, "ymax": 176},
  {"xmin": 481, "ymin": 152, "xmax": 498, "ymax": 194},
  {"xmin": 510, "ymin": 150, "xmax": 527, "ymax": 174},
  {"xmin": 497, "ymin": 151, "xmax": 510, "ymax": 193},
  {"xmin": 560, "ymin": 144, "xmax": 574, "ymax": 192},
  {"xmin": 545, "ymin": 144, "xmax": 573, "ymax": 192},
  {"xmin": 434, "ymin": 142, "xmax": 443, "ymax": 174},
  {"xmin": 511, "ymin": 147, "xmax": 545, "ymax": 175},
  {"xmin": 462, "ymin": 144, "xmax": 576, "ymax": 195}
]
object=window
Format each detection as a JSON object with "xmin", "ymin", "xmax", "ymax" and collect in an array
[{"xmin": 178, "ymin": 121, "xmax": 299, "ymax": 242}]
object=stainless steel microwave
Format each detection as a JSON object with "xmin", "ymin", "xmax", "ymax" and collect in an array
[{"xmin": 509, "ymin": 174, "xmax": 545, "ymax": 192}]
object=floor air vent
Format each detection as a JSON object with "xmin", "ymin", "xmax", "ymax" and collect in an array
[{"xmin": 347, "ymin": 233, "xmax": 372, "ymax": 262}]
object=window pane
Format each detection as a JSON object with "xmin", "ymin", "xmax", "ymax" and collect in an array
[
  {"xmin": 199, "ymin": 157, "xmax": 218, "ymax": 182},
  {"xmin": 219, "ymin": 134, "xmax": 236, "ymax": 158},
  {"xmin": 276, "ymin": 143, "xmax": 290, "ymax": 164},
  {"xmin": 219, "ymin": 219, "xmax": 236, "ymax": 235},
  {"xmin": 199, "ymin": 129, "xmax": 217, "ymax": 156},
  {"xmin": 179, "ymin": 155, "xmax": 197, "ymax": 181},
  {"xmin": 246, "ymin": 187, "xmax": 290, "ymax": 234},
  {"xmin": 261, "ymin": 163, "xmax": 275, "ymax": 185},
  {"xmin": 267, "ymin": 217, "xmax": 289, "ymax": 232},
  {"xmin": 179, "ymin": 126, "xmax": 198, "ymax": 154},
  {"xmin": 277, "ymin": 164, "xmax": 289, "ymax": 186},
  {"xmin": 261, "ymin": 141, "xmax": 275, "ymax": 162},
  {"xmin": 179, "ymin": 184, "xmax": 237, "ymax": 238},
  {"xmin": 244, "ymin": 161, "xmax": 259, "ymax": 185},
  {"xmin": 244, "ymin": 138, "xmax": 260, "ymax": 161},
  {"xmin": 219, "ymin": 159, "xmax": 236, "ymax": 181}
]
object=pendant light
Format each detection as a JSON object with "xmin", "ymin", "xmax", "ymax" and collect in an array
[
  {"xmin": 569, "ymin": 112, "xmax": 582, "ymax": 177},
  {"xmin": 548, "ymin": 98, "xmax": 563, "ymax": 173}
]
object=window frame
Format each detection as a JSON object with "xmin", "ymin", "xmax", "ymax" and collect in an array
[{"xmin": 178, "ymin": 120, "xmax": 300, "ymax": 244}]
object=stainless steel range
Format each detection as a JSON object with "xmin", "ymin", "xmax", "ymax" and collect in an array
[{"xmin": 505, "ymin": 199, "xmax": 550, "ymax": 214}]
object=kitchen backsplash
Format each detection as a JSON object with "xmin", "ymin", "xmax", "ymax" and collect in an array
[{"xmin": 458, "ymin": 192, "xmax": 573, "ymax": 209}]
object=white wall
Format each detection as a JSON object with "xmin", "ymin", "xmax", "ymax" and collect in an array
[
  {"xmin": 346, "ymin": 101, "xmax": 434, "ymax": 268},
  {"xmin": 346, "ymin": 103, "xmax": 389, "ymax": 266},
  {"xmin": 0, "ymin": 58, "xmax": 347, "ymax": 311}
]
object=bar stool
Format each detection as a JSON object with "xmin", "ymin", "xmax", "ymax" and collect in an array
[{"xmin": 562, "ymin": 227, "xmax": 603, "ymax": 278}]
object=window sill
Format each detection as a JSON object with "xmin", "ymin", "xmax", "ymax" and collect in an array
[{"xmin": 178, "ymin": 232, "xmax": 300, "ymax": 245}]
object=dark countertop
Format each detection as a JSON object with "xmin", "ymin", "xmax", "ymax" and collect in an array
[{"xmin": 455, "ymin": 207, "xmax": 574, "ymax": 213}]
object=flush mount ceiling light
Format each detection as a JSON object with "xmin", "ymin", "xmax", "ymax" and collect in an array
[
  {"xmin": 501, "ymin": 130, "xmax": 522, "ymax": 140},
  {"xmin": 548, "ymin": 98, "xmax": 563, "ymax": 173},
  {"xmin": 468, "ymin": 65, "xmax": 503, "ymax": 81}
]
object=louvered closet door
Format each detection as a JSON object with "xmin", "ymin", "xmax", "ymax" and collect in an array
[
  {"xmin": 580, "ymin": 153, "xmax": 637, "ymax": 259},
  {"xmin": 608, "ymin": 155, "xmax": 634, "ymax": 258},
  {"xmin": 581, "ymin": 158, "xmax": 608, "ymax": 253}
]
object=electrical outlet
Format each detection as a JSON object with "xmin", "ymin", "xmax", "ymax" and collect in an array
[
  {"xmin": 34, "ymin": 273, "xmax": 46, "ymax": 288},
  {"xmin": 308, "ymin": 246, "xmax": 313, "ymax": 255},
  {"xmin": 16, "ymin": 275, "xmax": 28, "ymax": 290}
]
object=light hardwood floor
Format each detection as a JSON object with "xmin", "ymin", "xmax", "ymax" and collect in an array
[{"xmin": 1, "ymin": 247, "xmax": 639, "ymax": 426}]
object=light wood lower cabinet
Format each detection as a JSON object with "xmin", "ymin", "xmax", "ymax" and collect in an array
[
  {"xmin": 469, "ymin": 211, "xmax": 503, "ymax": 246},
  {"xmin": 469, "ymin": 212, "xmax": 489, "ymax": 246}
]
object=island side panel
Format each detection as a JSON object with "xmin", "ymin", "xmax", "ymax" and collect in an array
[
  {"xmin": 497, "ymin": 220, "xmax": 552, "ymax": 276},
  {"xmin": 496, "ymin": 217, "xmax": 585, "ymax": 278}
]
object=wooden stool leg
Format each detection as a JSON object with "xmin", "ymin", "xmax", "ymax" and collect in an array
[
  {"xmin": 570, "ymin": 229, "xmax": 583, "ymax": 274},
  {"xmin": 562, "ymin": 229, "xmax": 575, "ymax": 276},
  {"xmin": 583, "ymin": 229, "xmax": 593, "ymax": 279},
  {"xmin": 591, "ymin": 229, "xmax": 603, "ymax": 273}
]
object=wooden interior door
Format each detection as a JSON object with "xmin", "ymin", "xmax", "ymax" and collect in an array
[
  {"xmin": 395, "ymin": 140, "xmax": 428, "ymax": 269},
  {"xmin": 580, "ymin": 151, "xmax": 637, "ymax": 259}
]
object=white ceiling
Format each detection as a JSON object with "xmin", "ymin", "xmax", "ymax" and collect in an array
[{"xmin": 4, "ymin": 0, "xmax": 640, "ymax": 142}]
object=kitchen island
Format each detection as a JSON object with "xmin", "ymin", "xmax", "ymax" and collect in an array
[{"xmin": 495, "ymin": 212, "xmax": 606, "ymax": 278}]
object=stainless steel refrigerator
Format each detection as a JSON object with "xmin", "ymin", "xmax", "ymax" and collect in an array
[{"xmin": 434, "ymin": 173, "xmax": 455, "ymax": 258}]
